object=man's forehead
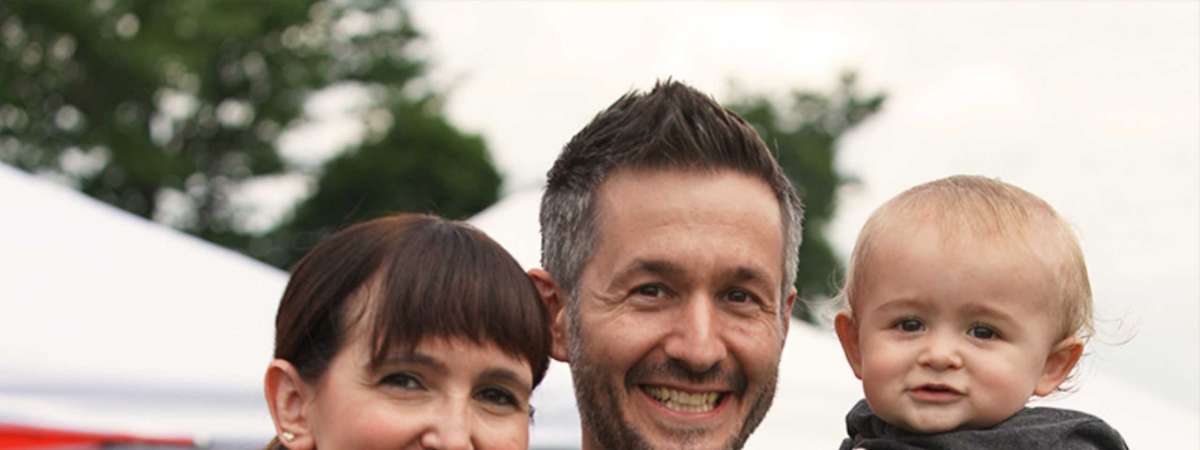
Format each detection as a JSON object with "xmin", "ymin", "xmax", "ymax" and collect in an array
[
  {"xmin": 594, "ymin": 167, "xmax": 782, "ymax": 221},
  {"xmin": 587, "ymin": 167, "xmax": 786, "ymax": 280}
]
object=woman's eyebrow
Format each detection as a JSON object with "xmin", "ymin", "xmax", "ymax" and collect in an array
[
  {"xmin": 478, "ymin": 367, "xmax": 532, "ymax": 391},
  {"xmin": 374, "ymin": 351, "xmax": 448, "ymax": 374}
]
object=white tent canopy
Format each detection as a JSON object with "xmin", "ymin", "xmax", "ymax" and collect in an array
[
  {"xmin": 0, "ymin": 164, "xmax": 580, "ymax": 448},
  {"xmin": 0, "ymin": 164, "xmax": 284, "ymax": 447},
  {"xmin": 2, "ymin": 163, "xmax": 1195, "ymax": 448}
]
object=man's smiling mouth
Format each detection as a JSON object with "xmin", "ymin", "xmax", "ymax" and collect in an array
[{"xmin": 641, "ymin": 385, "xmax": 726, "ymax": 413}]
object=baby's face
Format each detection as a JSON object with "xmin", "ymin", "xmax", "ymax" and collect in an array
[{"xmin": 837, "ymin": 225, "xmax": 1074, "ymax": 433}]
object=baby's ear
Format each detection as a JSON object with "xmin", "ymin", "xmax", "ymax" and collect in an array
[
  {"xmin": 834, "ymin": 311, "xmax": 864, "ymax": 380},
  {"xmin": 1034, "ymin": 336, "xmax": 1084, "ymax": 396}
]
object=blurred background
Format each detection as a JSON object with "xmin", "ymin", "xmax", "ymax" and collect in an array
[{"xmin": 1, "ymin": 1, "xmax": 1196, "ymax": 449}]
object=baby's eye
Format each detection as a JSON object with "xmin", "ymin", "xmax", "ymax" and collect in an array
[
  {"xmin": 381, "ymin": 372, "xmax": 424, "ymax": 390},
  {"xmin": 894, "ymin": 318, "xmax": 924, "ymax": 333},
  {"xmin": 476, "ymin": 386, "xmax": 519, "ymax": 408},
  {"xmin": 968, "ymin": 324, "xmax": 999, "ymax": 340}
]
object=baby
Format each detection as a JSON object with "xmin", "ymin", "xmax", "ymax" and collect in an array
[{"xmin": 833, "ymin": 175, "xmax": 1127, "ymax": 449}]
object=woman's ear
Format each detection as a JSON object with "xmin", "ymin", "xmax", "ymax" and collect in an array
[
  {"xmin": 1034, "ymin": 336, "xmax": 1084, "ymax": 396},
  {"xmin": 528, "ymin": 268, "xmax": 570, "ymax": 362},
  {"xmin": 834, "ymin": 311, "xmax": 864, "ymax": 380},
  {"xmin": 264, "ymin": 359, "xmax": 317, "ymax": 450}
]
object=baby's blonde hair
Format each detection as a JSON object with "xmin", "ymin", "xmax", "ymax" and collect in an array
[{"xmin": 839, "ymin": 175, "xmax": 1093, "ymax": 346}]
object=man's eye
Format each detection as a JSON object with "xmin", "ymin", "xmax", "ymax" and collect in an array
[
  {"xmin": 968, "ymin": 324, "xmax": 999, "ymax": 340},
  {"xmin": 476, "ymin": 387, "xmax": 519, "ymax": 408},
  {"xmin": 381, "ymin": 372, "xmax": 424, "ymax": 390},
  {"xmin": 895, "ymin": 318, "xmax": 924, "ymax": 332},
  {"xmin": 725, "ymin": 289, "xmax": 755, "ymax": 304},
  {"xmin": 633, "ymin": 284, "xmax": 666, "ymax": 298}
]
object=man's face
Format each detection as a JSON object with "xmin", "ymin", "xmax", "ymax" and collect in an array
[{"xmin": 562, "ymin": 168, "xmax": 793, "ymax": 450}]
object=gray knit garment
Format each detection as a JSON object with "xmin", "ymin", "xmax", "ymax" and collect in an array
[{"xmin": 839, "ymin": 399, "xmax": 1129, "ymax": 450}]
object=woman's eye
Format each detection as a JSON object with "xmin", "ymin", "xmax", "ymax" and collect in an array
[
  {"xmin": 895, "ymin": 318, "xmax": 924, "ymax": 332},
  {"xmin": 476, "ymin": 387, "xmax": 519, "ymax": 408},
  {"xmin": 381, "ymin": 372, "xmax": 424, "ymax": 390},
  {"xmin": 968, "ymin": 324, "xmax": 999, "ymax": 340}
]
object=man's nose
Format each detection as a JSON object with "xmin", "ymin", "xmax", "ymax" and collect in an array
[
  {"xmin": 917, "ymin": 331, "xmax": 964, "ymax": 371},
  {"xmin": 419, "ymin": 399, "xmax": 475, "ymax": 450},
  {"xmin": 662, "ymin": 295, "xmax": 728, "ymax": 373}
]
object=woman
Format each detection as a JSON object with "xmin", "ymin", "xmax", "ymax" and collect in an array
[{"xmin": 262, "ymin": 213, "xmax": 551, "ymax": 450}]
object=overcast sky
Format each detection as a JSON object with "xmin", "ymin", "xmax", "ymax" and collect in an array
[{"xmin": 396, "ymin": 1, "xmax": 1200, "ymax": 410}]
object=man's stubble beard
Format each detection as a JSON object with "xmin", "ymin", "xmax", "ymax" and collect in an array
[{"xmin": 565, "ymin": 301, "xmax": 780, "ymax": 450}]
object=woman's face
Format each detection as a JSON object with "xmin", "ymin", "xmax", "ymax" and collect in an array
[{"xmin": 303, "ymin": 331, "xmax": 534, "ymax": 450}]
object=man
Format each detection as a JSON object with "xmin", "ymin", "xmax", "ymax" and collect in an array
[{"xmin": 529, "ymin": 80, "xmax": 804, "ymax": 450}]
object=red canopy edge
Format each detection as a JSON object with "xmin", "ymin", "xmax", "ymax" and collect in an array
[{"xmin": 0, "ymin": 423, "xmax": 194, "ymax": 449}]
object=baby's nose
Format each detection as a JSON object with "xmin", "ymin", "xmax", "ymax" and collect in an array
[{"xmin": 917, "ymin": 336, "xmax": 963, "ymax": 370}]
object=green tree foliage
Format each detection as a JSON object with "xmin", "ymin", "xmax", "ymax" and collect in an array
[
  {"xmin": 262, "ymin": 98, "xmax": 500, "ymax": 267},
  {"xmin": 0, "ymin": 0, "xmax": 500, "ymax": 269},
  {"xmin": 729, "ymin": 72, "xmax": 885, "ymax": 322}
]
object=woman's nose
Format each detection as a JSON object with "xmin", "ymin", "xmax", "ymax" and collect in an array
[{"xmin": 419, "ymin": 401, "xmax": 475, "ymax": 450}]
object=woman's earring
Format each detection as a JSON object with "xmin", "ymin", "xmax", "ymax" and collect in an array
[{"xmin": 281, "ymin": 431, "xmax": 296, "ymax": 442}]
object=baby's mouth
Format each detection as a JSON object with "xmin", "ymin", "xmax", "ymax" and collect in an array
[
  {"xmin": 909, "ymin": 383, "xmax": 964, "ymax": 402},
  {"xmin": 641, "ymin": 385, "xmax": 727, "ymax": 413},
  {"xmin": 914, "ymin": 384, "xmax": 961, "ymax": 394}
]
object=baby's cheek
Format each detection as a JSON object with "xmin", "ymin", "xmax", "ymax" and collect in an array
[
  {"xmin": 859, "ymin": 362, "xmax": 899, "ymax": 407},
  {"xmin": 863, "ymin": 346, "xmax": 906, "ymax": 378},
  {"xmin": 967, "ymin": 352, "xmax": 1040, "ymax": 422}
]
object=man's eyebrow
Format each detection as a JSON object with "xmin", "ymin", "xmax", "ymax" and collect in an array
[
  {"xmin": 725, "ymin": 266, "xmax": 774, "ymax": 288},
  {"xmin": 610, "ymin": 258, "xmax": 687, "ymax": 284}
]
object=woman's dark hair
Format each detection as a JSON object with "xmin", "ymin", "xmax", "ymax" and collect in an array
[{"xmin": 267, "ymin": 213, "xmax": 551, "ymax": 448}]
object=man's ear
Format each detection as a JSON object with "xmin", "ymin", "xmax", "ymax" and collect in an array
[
  {"xmin": 781, "ymin": 287, "xmax": 797, "ymax": 336},
  {"xmin": 264, "ymin": 359, "xmax": 316, "ymax": 450},
  {"xmin": 1034, "ymin": 336, "xmax": 1084, "ymax": 396},
  {"xmin": 834, "ymin": 311, "xmax": 864, "ymax": 380},
  {"xmin": 529, "ymin": 268, "xmax": 570, "ymax": 362}
]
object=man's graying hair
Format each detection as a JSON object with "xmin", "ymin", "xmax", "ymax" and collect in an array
[{"xmin": 539, "ymin": 80, "xmax": 804, "ymax": 304}]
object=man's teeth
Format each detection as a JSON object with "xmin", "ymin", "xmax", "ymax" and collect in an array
[{"xmin": 643, "ymin": 386, "xmax": 720, "ymax": 412}]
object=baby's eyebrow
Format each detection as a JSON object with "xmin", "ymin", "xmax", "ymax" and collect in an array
[
  {"xmin": 959, "ymin": 302, "xmax": 1018, "ymax": 325},
  {"xmin": 871, "ymin": 297, "xmax": 931, "ymax": 315}
]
